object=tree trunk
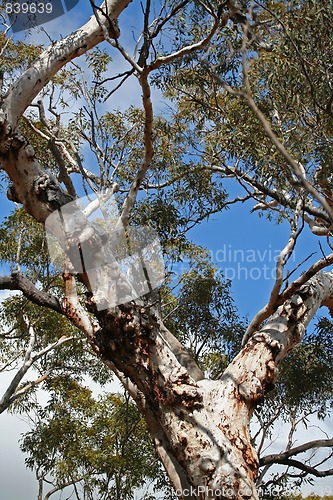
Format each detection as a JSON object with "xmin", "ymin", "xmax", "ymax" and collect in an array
[{"xmin": 89, "ymin": 270, "xmax": 333, "ymax": 499}]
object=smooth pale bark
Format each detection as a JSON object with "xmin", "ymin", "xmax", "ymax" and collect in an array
[
  {"xmin": 0, "ymin": 0, "xmax": 131, "ymax": 223},
  {"xmin": 1, "ymin": 4, "xmax": 333, "ymax": 499},
  {"xmin": 1, "ymin": 0, "xmax": 129, "ymax": 129}
]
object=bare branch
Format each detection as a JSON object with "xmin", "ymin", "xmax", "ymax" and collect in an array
[
  {"xmin": 0, "ymin": 318, "xmax": 73, "ymax": 413},
  {"xmin": 0, "ymin": 272, "xmax": 62, "ymax": 313},
  {"xmin": 243, "ymin": 196, "xmax": 304, "ymax": 344},
  {"xmin": 254, "ymin": 405, "xmax": 284, "ymax": 457},
  {"xmin": 261, "ymin": 438, "xmax": 333, "ymax": 466},
  {"xmin": 36, "ymin": 100, "xmax": 77, "ymax": 197},
  {"xmin": 260, "ymin": 457, "xmax": 333, "ymax": 478},
  {"xmin": 103, "ymin": 69, "xmax": 135, "ymax": 101},
  {"xmin": 208, "ymin": 164, "xmax": 330, "ymax": 227},
  {"xmin": 43, "ymin": 477, "xmax": 86, "ymax": 500},
  {"xmin": 118, "ymin": 68, "xmax": 154, "ymax": 227},
  {"xmin": 115, "ymin": 12, "xmax": 222, "ymax": 226},
  {"xmin": 148, "ymin": 16, "xmax": 220, "ymax": 71},
  {"xmin": 90, "ymin": 2, "xmax": 143, "ymax": 73}
]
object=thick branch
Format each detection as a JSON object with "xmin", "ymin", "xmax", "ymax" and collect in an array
[
  {"xmin": 0, "ymin": 272, "xmax": 62, "ymax": 313},
  {"xmin": 260, "ymin": 271, "xmax": 333, "ymax": 362},
  {"xmin": 62, "ymin": 273, "xmax": 101, "ymax": 343},
  {"xmin": 280, "ymin": 253, "xmax": 333, "ymax": 307},
  {"xmin": 119, "ymin": 68, "xmax": 154, "ymax": 226},
  {"xmin": 0, "ymin": 2, "xmax": 130, "ymax": 223},
  {"xmin": 243, "ymin": 253, "xmax": 333, "ymax": 345},
  {"xmin": 222, "ymin": 271, "xmax": 333, "ymax": 426},
  {"xmin": 1, "ymin": 0, "xmax": 129, "ymax": 129}
]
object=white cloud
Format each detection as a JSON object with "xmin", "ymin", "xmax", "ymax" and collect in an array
[
  {"xmin": 0, "ymin": 289, "xmax": 20, "ymax": 302},
  {"xmin": 0, "ymin": 411, "xmax": 37, "ymax": 499}
]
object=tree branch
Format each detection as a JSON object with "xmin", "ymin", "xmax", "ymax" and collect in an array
[
  {"xmin": 0, "ymin": 318, "xmax": 73, "ymax": 413},
  {"xmin": 260, "ymin": 457, "xmax": 333, "ymax": 478},
  {"xmin": 242, "ymin": 195, "xmax": 304, "ymax": 344},
  {"xmin": 148, "ymin": 15, "xmax": 220, "ymax": 71},
  {"xmin": 1, "ymin": 0, "xmax": 130, "ymax": 129},
  {"xmin": 0, "ymin": 272, "xmax": 62, "ymax": 313},
  {"xmin": 279, "ymin": 253, "xmax": 333, "ymax": 308},
  {"xmin": 243, "ymin": 251, "xmax": 333, "ymax": 345},
  {"xmin": 208, "ymin": 164, "xmax": 331, "ymax": 226},
  {"xmin": 260, "ymin": 437, "xmax": 333, "ymax": 466},
  {"xmin": 118, "ymin": 68, "xmax": 154, "ymax": 226},
  {"xmin": 237, "ymin": 30, "xmax": 333, "ymax": 224},
  {"xmin": 43, "ymin": 477, "xmax": 86, "ymax": 500},
  {"xmin": 62, "ymin": 273, "xmax": 101, "ymax": 343},
  {"xmin": 150, "ymin": 0, "xmax": 190, "ymax": 39}
]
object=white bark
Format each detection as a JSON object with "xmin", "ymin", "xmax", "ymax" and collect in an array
[
  {"xmin": 1, "ymin": 0, "xmax": 129, "ymax": 129},
  {"xmin": 0, "ymin": 0, "xmax": 131, "ymax": 223},
  {"xmin": 154, "ymin": 271, "xmax": 333, "ymax": 498}
]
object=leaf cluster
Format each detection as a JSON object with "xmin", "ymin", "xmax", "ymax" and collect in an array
[{"xmin": 20, "ymin": 379, "xmax": 161, "ymax": 499}]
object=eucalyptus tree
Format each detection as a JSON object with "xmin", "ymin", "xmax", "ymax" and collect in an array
[{"xmin": 0, "ymin": 1, "xmax": 333, "ymax": 499}]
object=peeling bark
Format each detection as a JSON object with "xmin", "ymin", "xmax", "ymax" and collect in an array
[{"xmin": 81, "ymin": 270, "xmax": 333, "ymax": 498}]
